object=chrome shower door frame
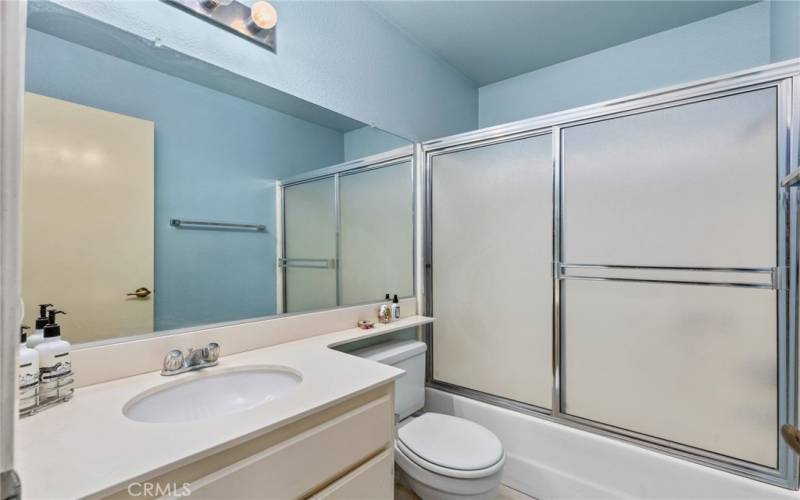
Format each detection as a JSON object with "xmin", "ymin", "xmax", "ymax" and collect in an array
[
  {"xmin": 419, "ymin": 59, "xmax": 800, "ymax": 489},
  {"xmin": 277, "ymin": 145, "xmax": 416, "ymax": 314}
]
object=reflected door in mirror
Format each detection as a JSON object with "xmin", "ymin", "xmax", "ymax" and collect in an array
[
  {"xmin": 282, "ymin": 177, "xmax": 338, "ymax": 313},
  {"xmin": 22, "ymin": 93, "xmax": 155, "ymax": 344}
]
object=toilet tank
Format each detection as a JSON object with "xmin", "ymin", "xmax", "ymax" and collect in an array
[{"xmin": 351, "ymin": 339, "xmax": 427, "ymax": 420}]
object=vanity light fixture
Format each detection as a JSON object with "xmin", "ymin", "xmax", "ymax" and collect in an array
[
  {"xmin": 248, "ymin": 1, "xmax": 278, "ymax": 32},
  {"xmin": 163, "ymin": 0, "xmax": 277, "ymax": 53},
  {"xmin": 201, "ymin": 0, "xmax": 234, "ymax": 10}
]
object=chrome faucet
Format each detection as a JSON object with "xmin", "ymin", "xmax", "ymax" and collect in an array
[{"xmin": 161, "ymin": 342, "xmax": 220, "ymax": 376}]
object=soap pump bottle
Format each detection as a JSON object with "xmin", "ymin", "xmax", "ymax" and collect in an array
[
  {"xmin": 18, "ymin": 325, "xmax": 39, "ymax": 412},
  {"xmin": 28, "ymin": 303, "xmax": 53, "ymax": 348},
  {"xmin": 391, "ymin": 294, "xmax": 400, "ymax": 322},
  {"xmin": 35, "ymin": 309, "xmax": 71, "ymax": 402},
  {"xmin": 379, "ymin": 293, "xmax": 392, "ymax": 324}
]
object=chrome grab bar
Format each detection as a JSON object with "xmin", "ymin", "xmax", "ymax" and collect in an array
[
  {"xmin": 278, "ymin": 258, "xmax": 337, "ymax": 269},
  {"xmin": 170, "ymin": 218, "xmax": 266, "ymax": 231}
]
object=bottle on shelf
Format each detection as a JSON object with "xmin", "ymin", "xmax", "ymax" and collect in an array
[
  {"xmin": 18, "ymin": 325, "xmax": 39, "ymax": 412},
  {"xmin": 379, "ymin": 293, "xmax": 392, "ymax": 324},
  {"xmin": 35, "ymin": 309, "xmax": 72, "ymax": 402},
  {"xmin": 391, "ymin": 294, "xmax": 400, "ymax": 322}
]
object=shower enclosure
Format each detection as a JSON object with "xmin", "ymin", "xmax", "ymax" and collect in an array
[
  {"xmin": 278, "ymin": 147, "xmax": 415, "ymax": 314},
  {"xmin": 420, "ymin": 61, "xmax": 800, "ymax": 488}
]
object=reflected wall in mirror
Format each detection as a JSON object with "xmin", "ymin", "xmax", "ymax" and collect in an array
[{"xmin": 21, "ymin": 3, "xmax": 414, "ymax": 346}]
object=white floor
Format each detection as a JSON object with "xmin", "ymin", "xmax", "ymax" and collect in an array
[
  {"xmin": 395, "ymin": 483, "xmax": 534, "ymax": 500},
  {"xmin": 497, "ymin": 484, "xmax": 536, "ymax": 499}
]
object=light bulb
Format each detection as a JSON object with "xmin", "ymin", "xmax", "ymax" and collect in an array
[{"xmin": 249, "ymin": 1, "xmax": 277, "ymax": 30}]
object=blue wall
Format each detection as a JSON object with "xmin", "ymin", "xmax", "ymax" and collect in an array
[
  {"xmin": 25, "ymin": 29, "xmax": 344, "ymax": 331},
  {"xmin": 478, "ymin": 2, "xmax": 796, "ymax": 128},
  {"xmin": 344, "ymin": 127, "xmax": 410, "ymax": 161},
  {"xmin": 771, "ymin": 0, "xmax": 800, "ymax": 63},
  {"xmin": 47, "ymin": 0, "xmax": 479, "ymax": 142}
]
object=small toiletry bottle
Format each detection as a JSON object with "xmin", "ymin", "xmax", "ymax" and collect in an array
[
  {"xmin": 27, "ymin": 303, "xmax": 53, "ymax": 348},
  {"xmin": 391, "ymin": 294, "xmax": 400, "ymax": 322},
  {"xmin": 379, "ymin": 293, "xmax": 391, "ymax": 324},
  {"xmin": 18, "ymin": 325, "xmax": 39, "ymax": 412},
  {"xmin": 35, "ymin": 310, "xmax": 72, "ymax": 402}
]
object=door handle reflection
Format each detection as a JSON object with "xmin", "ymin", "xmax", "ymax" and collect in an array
[
  {"xmin": 126, "ymin": 287, "xmax": 152, "ymax": 299},
  {"xmin": 781, "ymin": 424, "xmax": 800, "ymax": 456}
]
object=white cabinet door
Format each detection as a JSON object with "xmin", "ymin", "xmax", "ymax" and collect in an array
[
  {"xmin": 185, "ymin": 395, "xmax": 393, "ymax": 499},
  {"xmin": 310, "ymin": 449, "xmax": 394, "ymax": 500}
]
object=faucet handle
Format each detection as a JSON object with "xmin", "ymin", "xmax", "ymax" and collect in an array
[
  {"xmin": 204, "ymin": 342, "xmax": 220, "ymax": 363},
  {"xmin": 162, "ymin": 349, "xmax": 184, "ymax": 373}
]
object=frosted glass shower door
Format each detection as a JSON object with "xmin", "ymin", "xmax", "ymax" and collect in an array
[
  {"xmin": 561, "ymin": 88, "xmax": 777, "ymax": 267},
  {"xmin": 340, "ymin": 161, "xmax": 414, "ymax": 305},
  {"xmin": 561, "ymin": 280, "xmax": 777, "ymax": 466},
  {"xmin": 431, "ymin": 134, "xmax": 553, "ymax": 408},
  {"xmin": 559, "ymin": 88, "xmax": 779, "ymax": 467},
  {"xmin": 283, "ymin": 177, "xmax": 337, "ymax": 313}
]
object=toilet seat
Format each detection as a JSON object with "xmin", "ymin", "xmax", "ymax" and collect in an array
[{"xmin": 396, "ymin": 413, "xmax": 505, "ymax": 479}]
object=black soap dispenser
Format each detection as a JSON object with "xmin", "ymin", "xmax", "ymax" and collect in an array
[{"xmin": 28, "ymin": 303, "xmax": 53, "ymax": 348}]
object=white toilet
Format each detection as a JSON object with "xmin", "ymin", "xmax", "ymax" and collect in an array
[{"xmin": 352, "ymin": 339, "xmax": 505, "ymax": 500}]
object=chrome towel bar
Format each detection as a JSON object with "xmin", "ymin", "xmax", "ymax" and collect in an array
[{"xmin": 170, "ymin": 219, "xmax": 266, "ymax": 231}]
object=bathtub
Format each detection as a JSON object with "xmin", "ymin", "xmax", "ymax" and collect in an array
[{"xmin": 425, "ymin": 388, "xmax": 798, "ymax": 499}]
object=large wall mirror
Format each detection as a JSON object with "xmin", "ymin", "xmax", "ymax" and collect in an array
[{"xmin": 21, "ymin": 2, "xmax": 415, "ymax": 346}]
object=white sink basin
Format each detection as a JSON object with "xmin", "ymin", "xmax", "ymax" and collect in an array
[{"xmin": 123, "ymin": 366, "xmax": 302, "ymax": 423}]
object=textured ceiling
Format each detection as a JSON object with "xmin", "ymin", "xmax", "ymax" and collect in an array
[{"xmin": 366, "ymin": 0, "xmax": 757, "ymax": 86}]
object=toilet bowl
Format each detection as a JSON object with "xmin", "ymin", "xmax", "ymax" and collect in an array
[
  {"xmin": 395, "ymin": 412, "xmax": 505, "ymax": 499},
  {"xmin": 351, "ymin": 339, "xmax": 505, "ymax": 499}
]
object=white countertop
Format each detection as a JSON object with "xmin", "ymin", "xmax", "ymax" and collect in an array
[{"xmin": 17, "ymin": 316, "xmax": 433, "ymax": 500}]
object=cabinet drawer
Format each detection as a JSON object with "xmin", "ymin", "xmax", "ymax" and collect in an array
[
  {"xmin": 187, "ymin": 394, "xmax": 393, "ymax": 499},
  {"xmin": 309, "ymin": 449, "xmax": 394, "ymax": 500}
]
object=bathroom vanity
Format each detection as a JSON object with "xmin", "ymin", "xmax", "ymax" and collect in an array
[{"xmin": 15, "ymin": 316, "xmax": 433, "ymax": 499}]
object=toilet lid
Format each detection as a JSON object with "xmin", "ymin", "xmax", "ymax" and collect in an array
[{"xmin": 397, "ymin": 413, "xmax": 504, "ymax": 471}]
